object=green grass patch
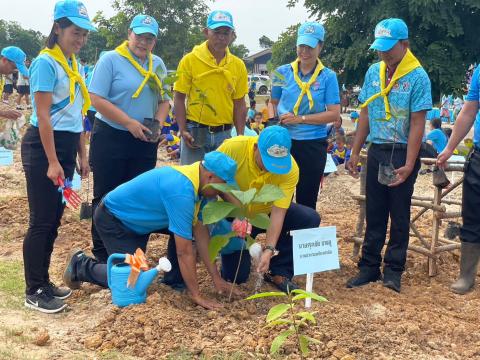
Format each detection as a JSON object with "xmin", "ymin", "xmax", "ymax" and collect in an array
[{"xmin": 0, "ymin": 259, "xmax": 25, "ymax": 309}]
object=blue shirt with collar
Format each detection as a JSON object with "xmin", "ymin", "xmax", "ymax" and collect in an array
[
  {"xmin": 272, "ymin": 63, "xmax": 340, "ymax": 140},
  {"xmin": 426, "ymin": 128, "xmax": 448, "ymax": 153},
  {"xmin": 104, "ymin": 167, "xmax": 197, "ymax": 238},
  {"xmin": 359, "ymin": 62, "xmax": 432, "ymax": 144},
  {"xmin": 29, "ymin": 54, "xmax": 85, "ymax": 133},
  {"xmin": 466, "ymin": 65, "xmax": 480, "ymax": 145},
  {"xmin": 88, "ymin": 50, "xmax": 170, "ymax": 131}
]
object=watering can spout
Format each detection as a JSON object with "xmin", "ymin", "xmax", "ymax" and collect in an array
[{"xmin": 135, "ymin": 257, "xmax": 172, "ymax": 294}]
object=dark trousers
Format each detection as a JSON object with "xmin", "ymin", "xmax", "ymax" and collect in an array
[
  {"xmin": 74, "ymin": 204, "xmax": 155, "ymax": 288},
  {"xmin": 21, "ymin": 126, "xmax": 79, "ymax": 295},
  {"xmin": 359, "ymin": 144, "xmax": 420, "ymax": 273},
  {"xmin": 164, "ymin": 202, "xmax": 321, "ymax": 285},
  {"xmin": 89, "ymin": 119, "xmax": 158, "ymax": 262},
  {"xmin": 290, "ymin": 138, "xmax": 328, "ymax": 209},
  {"xmin": 460, "ymin": 150, "xmax": 480, "ymax": 244}
]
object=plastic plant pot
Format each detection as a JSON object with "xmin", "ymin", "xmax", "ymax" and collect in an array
[
  {"xmin": 378, "ymin": 162, "xmax": 397, "ymax": 185},
  {"xmin": 143, "ymin": 118, "xmax": 161, "ymax": 143},
  {"xmin": 190, "ymin": 126, "xmax": 208, "ymax": 148},
  {"xmin": 432, "ymin": 166, "xmax": 450, "ymax": 189}
]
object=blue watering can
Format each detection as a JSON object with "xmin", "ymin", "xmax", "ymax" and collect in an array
[{"xmin": 107, "ymin": 253, "xmax": 172, "ymax": 307}]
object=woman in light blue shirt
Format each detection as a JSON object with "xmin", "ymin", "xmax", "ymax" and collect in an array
[
  {"xmin": 271, "ymin": 22, "xmax": 340, "ymax": 209},
  {"xmin": 88, "ymin": 14, "xmax": 170, "ymax": 263},
  {"xmin": 20, "ymin": 0, "xmax": 95, "ymax": 314}
]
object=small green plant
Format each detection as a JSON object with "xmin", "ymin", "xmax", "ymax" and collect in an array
[
  {"xmin": 246, "ymin": 289, "xmax": 327, "ymax": 358},
  {"xmin": 202, "ymin": 183, "xmax": 284, "ymax": 299}
]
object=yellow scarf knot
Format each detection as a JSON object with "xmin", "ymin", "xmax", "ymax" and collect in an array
[
  {"xmin": 115, "ymin": 41, "xmax": 164, "ymax": 98},
  {"xmin": 40, "ymin": 44, "xmax": 90, "ymax": 116},
  {"xmin": 192, "ymin": 41, "xmax": 235, "ymax": 90},
  {"xmin": 290, "ymin": 58, "xmax": 324, "ymax": 115},
  {"xmin": 360, "ymin": 49, "xmax": 422, "ymax": 120}
]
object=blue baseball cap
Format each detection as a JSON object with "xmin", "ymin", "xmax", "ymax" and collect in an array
[
  {"xmin": 54, "ymin": 0, "xmax": 97, "ymax": 32},
  {"xmin": 370, "ymin": 18, "xmax": 408, "ymax": 52},
  {"xmin": 207, "ymin": 10, "xmax": 234, "ymax": 30},
  {"xmin": 297, "ymin": 22, "xmax": 325, "ymax": 48},
  {"xmin": 203, "ymin": 151, "xmax": 238, "ymax": 187},
  {"xmin": 257, "ymin": 126, "xmax": 292, "ymax": 175},
  {"xmin": 350, "ymin": 111, "xmax": 359, "ymax": 119},
  {"xmin": 1, "ymin": 46, "xmax": 28, "ymax": 76},
  {"xmin": 166, "ymin": 134, "xmax": 174, "ymax": 141},
  {"xmin": 130, "ymin": 14, "xmax": 159, "ymax": 36}
]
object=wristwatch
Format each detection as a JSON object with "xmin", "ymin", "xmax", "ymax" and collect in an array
[
  {"xmin": 264, "ymin": 245, "xmax": 279, "ymax": 257},
  {"xmin": 301, "ymin": 115, "xmax": 306, "ymax": 123}
]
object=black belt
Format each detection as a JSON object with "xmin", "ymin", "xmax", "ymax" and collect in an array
[
  {"xmin": 372, "ymin": 143, "xmax": 408, "ymax": 150},
  {"xmin": 187, "ymin": 120, "xmax": 232, "ymax": 133}
]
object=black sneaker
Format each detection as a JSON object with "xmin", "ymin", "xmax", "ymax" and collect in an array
[
  {"xmin": 25, "ymin": 287, "xmax": 67, "ymax": 314},
  {"xmin": 63, "ymin": 249, "xmax": 85, "ymax": 290},
  {"xmin": 346, "ymin": 267, "xmax": 381, "ymax": 288},
  {"xmin": 383, "ymin": 268, "xmax": 402, "ymax": 293},
  {"xmin": 264, "ymin": 274, "xmax": 299, "ymax": 293},
  {"xmin": 46, "ymin": 281, "xmax": 72, "ymax": 300}
]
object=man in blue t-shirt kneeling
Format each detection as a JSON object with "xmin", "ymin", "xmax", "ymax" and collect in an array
[{"xmin": 63, "ymin": 151, "xmax": 237, "ymax": 310}]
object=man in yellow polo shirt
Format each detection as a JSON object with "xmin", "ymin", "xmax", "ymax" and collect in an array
[
  {"xmin": 163, "ymin": 126, "xmax": 321, "ymax": 292},
  {"xmin": 173, "ymin": 10, "xmax": 248, "ymax": 165}
]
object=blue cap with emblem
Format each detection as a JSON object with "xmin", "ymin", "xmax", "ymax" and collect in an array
[
  {"xmin": 54, "ymin": 0, "xmax": 97, "ymax": 32},
  {"xmin": 297, "ymin": 22, "xmax": 325, "ymax": 48},
  {"xmin": 1, "ymin": 46, "xmax": 28, "ymax": 76},
  {"xmin": 207, "ymin": 10, "xmax": 234, "ymax": 30},
  {"xmin": 258, "ymin": 125, "xmax": 292, "ymax": 175},
  {"xmin": 203, "ymin": 151, "xmax": 238, "ymax": 187},
  {"xmin": 370, "ymin": 18, "xmax": 408, "ymax": 52},
  {"xmin": 130, "ymin": 14, "xmax": 159, "ymax": 36}
]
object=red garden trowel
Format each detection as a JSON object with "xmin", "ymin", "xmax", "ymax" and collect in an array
[{"xmin": 57, "ymin": 176, "xmax": 82, "ymax": 209}]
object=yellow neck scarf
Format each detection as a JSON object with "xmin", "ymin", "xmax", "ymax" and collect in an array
[
  {"xmin": 115, "ymin": 41, "xmax": 164, "ymax": 98},
  {"xmin": 40, "ymin": 45, "xmax": 90, "ymax": 115},
  {"xmin": 0, "ymin": 76, "xmax": 4, "ymax": 99},
  {"xmin": 290, "ymin": 58, "xmax": 324, "ymax": 115},
  {"xmin": 171, "ymin": 162, "xmax": 202, "ymax": 225},
  {"xmin": 361, "ymin": 49, "xmax": 422, "ymax": 120},
  {"xmin": 192, "ymin": 41, "xmax": 235, "ymax": 90}
]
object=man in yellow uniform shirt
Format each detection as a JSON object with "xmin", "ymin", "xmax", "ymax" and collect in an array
[
  {"xmin": 163, "ymin": 126, "xmax": 321, "ymax": 292},
  {"xmin": 173, "ymin": 10, "xmax": 248, "ymax": 165}
]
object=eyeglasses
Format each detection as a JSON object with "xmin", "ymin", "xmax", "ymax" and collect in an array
[
  {"xmin": 211, "ymin": 29, "xmax": 233, "ymax": 37},
  {"xmin": 134, "ymin": 33, "xmax": 156, "ymax": 45}
]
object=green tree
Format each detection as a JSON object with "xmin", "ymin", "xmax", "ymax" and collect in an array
[
  {"xmin": 270, "ymin": 24, "xmax": 299, "ymax": 70},
  {"xmin": 230, "ymin": 43, "xmax": 249, "ymax": 59},
  {"xmin": 259, "ymin": 35, "xmax": 274, "ymax": 49},
  {"xmin": 79, "ymin": 30, "xmax": 109, "ymax": 63},
  {"xmin": 0, "ymin": 20, "xmax": 44, "ymax": 59},
  {"xmin": 288, "ymin": 0, "xmax": 480, "ymax": 101}
]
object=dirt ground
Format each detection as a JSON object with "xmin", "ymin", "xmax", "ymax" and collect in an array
[{"xmin": 1, "ymin": 113, "xmax": 479, "ymax": 360}]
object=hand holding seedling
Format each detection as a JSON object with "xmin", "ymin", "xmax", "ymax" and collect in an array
[
  {"xmin": 213, "ymin": 277, "xmax": 243, "ymax": 297},
  {"xmin": 126, "ymin": 120, "xmax": 151, "ymax": 142},
  {"xmin": 389, "ymin": 164, "xmax": 413, "ymax": 187},
  {"xmin": 180, "ymin": 129, "xmax": 195, "ymax": 148}
]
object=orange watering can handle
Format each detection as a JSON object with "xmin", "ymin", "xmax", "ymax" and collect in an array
[{"xmin": 107, "ymin": 253, "xmax": 127, "ymax": 289}]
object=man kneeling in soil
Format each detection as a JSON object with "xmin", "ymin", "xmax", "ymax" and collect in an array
[
  {"xmin": 63, "ymin": 151, "xmax": 237, "ymax": 310},
  {"xmin": 164, "ymin": 126, "xmax": 321, "ymax": 292}
]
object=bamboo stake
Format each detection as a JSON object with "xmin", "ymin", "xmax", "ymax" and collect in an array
[{"xmin": 428, "ymin": 186, "xmax": 441, "ymax": 276}]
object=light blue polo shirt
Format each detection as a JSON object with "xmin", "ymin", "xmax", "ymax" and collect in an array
[
  {"xmin": 359, "ymin": 62, "xmax": 432, "ymax": 144},
  {"xmin": 89, "ymin": 50, "xmax": 170, "ymax": 131},
  {"xmin": 29, "ymin": 54, "xmax": 85, "ymax": 133},
  {"xmin": 426, "ymin": 128, "xmax": 448, "ymax": 153},
  {"xmin": 466, "ymin": 65, "xmax": 480, "ymax": 145},
  {"xmin": 104, "ymin": 167, "xmax": 197, "ymax": 238},
  {"xmin": 272, "ymin": 64, "xmax": 340, "ymax": 140}
]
